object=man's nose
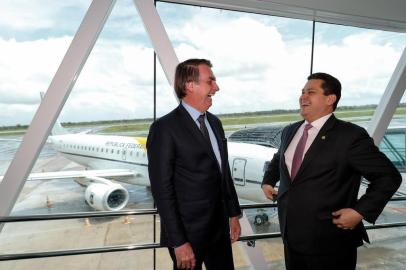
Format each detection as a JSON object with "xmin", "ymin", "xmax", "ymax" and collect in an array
[
  {"xmin": 213, "ymin": 81, "xmax": 220, "ymax": 91},
  {"xmin": 300, "ymin": 93, "xmax": 308, "ymax": 99},
  {"xmin": 299, "ymin": 94, "xmax": 307, "ymax": 103}
]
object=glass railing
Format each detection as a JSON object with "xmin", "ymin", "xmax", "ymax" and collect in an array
[
  {"xmin": 379, "ymin": 129, "xmax": 406, "ymax": 172},
  {"xmin": 1, "ymin": 199, "xmax": 405, "ymax": 267}
]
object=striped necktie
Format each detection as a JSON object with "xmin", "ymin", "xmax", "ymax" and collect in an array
[
  {"xmin": 291, "ymin": 123, "xmax": 312, "ymax": 180},
  {"xmin": 197, "ymin": 114, "xmax": 210, "ymax": 141}
]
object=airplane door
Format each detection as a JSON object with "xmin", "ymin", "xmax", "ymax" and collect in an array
[
  {"xmin": 122, "ymin": 149, "xmax": 127, "ymax": 161},
  {"xmin": 232, "ymin": 158, "xmax": 246, "ymax": 186}
]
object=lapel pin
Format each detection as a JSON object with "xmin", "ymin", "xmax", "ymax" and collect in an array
[{"xmin": 321, "ymin": 135, "xmax": 326, "ymax": 140}]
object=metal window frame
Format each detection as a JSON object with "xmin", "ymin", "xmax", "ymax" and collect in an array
[{"xmin": 0, "ymin": 0, "xmax": 405, "ymax": 268}]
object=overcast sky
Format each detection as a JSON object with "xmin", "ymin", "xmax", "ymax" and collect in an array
[{"xmin": 0, "ymin": 0, "xmax": 405, "ymax": 126}]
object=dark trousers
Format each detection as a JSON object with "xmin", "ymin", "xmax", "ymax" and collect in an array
[
  {"xmin": 284, "ymin": 244, "xmax": 357, "ymax": 270},
  {"xmin": 168, "ymin": 233, "xmax": 234, "ymax": 270}
]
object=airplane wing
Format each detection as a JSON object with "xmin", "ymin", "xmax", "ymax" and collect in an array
[{"xmin": 0, "ymin": 169, "xmax": 134, "ymax": 182}]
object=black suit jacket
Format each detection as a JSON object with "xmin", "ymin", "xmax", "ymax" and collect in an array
[
  {"xmin": 147, "ymin": 104, "xmax": 241, "ymax": 249},
  {"xmin": 262, "ymin": 114, "xmax": 402, "ymax": 254}
]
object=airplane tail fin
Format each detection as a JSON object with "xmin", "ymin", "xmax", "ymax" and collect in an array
[
  {"xmin": 51, "ymin": 120, "xmax": 68, "ymax": 135},
  {"xmin": 40, "ymin": 92, "xmax": 68, "ymax": 135}
]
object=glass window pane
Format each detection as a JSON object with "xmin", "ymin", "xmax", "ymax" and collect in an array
[
  {"xmin": 156, "ymin": 2, "xmax": 313, "ymax": 118},
  {"xmin": 0, "ymin": 1, "xmax": 91, "ymax": 178},
  {"xmin": 378, "ymin": 92, "xmax": 406, "ymax": 174},
  {"xmin": 313, "ymin": 22, "xmax": 406, "ymax": 109},
  {"xmin": 155, "ymin": 2, "xmax": 314, "ymax": 269},
  {"xmin": 156, "ymin": 1, "xmax": 313, "ymax": 204},
  {"xmin": 1, "ymin": 2, "xmax": 156, "ymax": 266},
  {"xmin": 1, "ymin": 0, "xmax": 154, "ymax": 216}
]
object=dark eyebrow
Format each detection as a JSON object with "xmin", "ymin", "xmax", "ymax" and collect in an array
[{"xmin": 303, "ymin": 88, "xmax": 316, "ymax": 92}]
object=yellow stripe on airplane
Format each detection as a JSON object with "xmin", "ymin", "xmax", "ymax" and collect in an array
[{"xmin": 135, "ymin": 137, "xmax": 147, "ymax": 149}]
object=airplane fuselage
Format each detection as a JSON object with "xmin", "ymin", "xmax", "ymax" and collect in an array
[
  {"xmin": 228, "ymin": 141, "xmax": 278, "ymax": 202},
  {"xmin": 50, "ymin": 134, "xmax": 150, "ymax": 186},
  {"xmin": 49, "ymin": 133, "xmax": 277, "ymax": 202}
]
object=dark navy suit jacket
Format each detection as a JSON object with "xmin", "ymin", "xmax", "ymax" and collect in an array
[
  {"xmin": 263, "ymin": 114, "xmax": 401, "ymax": 254},
  {"xmin": 147, "ymin": 104, "xmax": 241, "ymax": 249}
]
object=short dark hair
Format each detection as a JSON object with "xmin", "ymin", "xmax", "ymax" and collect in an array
[
  {"xmin": 174, "ymin": 58, "xmax": 212, "ymax": 99},
  {"xmin": 307, "ymin": 72, "xmax": 341, "ymax": 110}
]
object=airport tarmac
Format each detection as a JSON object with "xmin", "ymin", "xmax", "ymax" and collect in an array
[
  {"xmin": 1, "ymin": 154, "xmax": 406, "ymax": 269},
  {"xmin": 0, "ymin": 155, "xmax": 283, "ymax": 269}
]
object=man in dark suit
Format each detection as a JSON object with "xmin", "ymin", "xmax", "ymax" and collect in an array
[
  {"xmin": 147, "ymin": 58, "xmax": 241, "ymax": 270},
  {"xmin": 262, "ymin": 72, "xmax": 402, "ymax": 270}
]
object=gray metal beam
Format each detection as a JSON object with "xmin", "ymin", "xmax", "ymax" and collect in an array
[
  {"xmin": 0, "ymin": 0, "xmax": 116, "ymax": 224},
  {"xmin": 161, "ymin": 0, "xmax": 406, "ymax": 33},
  {"xmin": 133, "ymin": 0, "xmax": 179, "ymax": 93},
  {"xmin": 368, "ymin": 48, "xmax": 406, "ymax": 144}
]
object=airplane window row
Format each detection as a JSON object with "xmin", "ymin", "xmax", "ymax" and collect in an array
[{"xmin": 60, "ymin": 143, "xmax": 146, "ymax": 158}]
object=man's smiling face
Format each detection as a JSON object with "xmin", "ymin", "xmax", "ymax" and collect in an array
[
  {"xmin": 185, "ymin": 64, "xmax": 219, "ymax": 113},
  {"xmin": 299, "ymin": 79, "xmax": 336, "ymax": 123}
]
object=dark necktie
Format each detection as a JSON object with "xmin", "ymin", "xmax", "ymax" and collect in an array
[
  {"xmin": 291, "ymin": 123, "xmax": 312, "ymax": 180},
  {"xmin": 197, "ymin": 114, "xmax": 210, "ymax": 141}
]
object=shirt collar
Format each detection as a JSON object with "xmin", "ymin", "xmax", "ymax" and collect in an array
[
  {"xmin": 306, "ymin": 113, "xmax": 332, "ymax": 131},
  {"xmin": 181, "ymin": 100, "xmax": 205, "ymax": 121}
]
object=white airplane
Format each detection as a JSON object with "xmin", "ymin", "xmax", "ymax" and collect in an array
[
  {"xmin": 0, "ymin": 120, "xmax": 277, "ymax": 213},
  {"xmin": 228, "ymin": 142, "xmax": 277, "ymax": 203},
  {"xmin": 4, "ymin": 118, "xmax": 403, "ymax": 226}
]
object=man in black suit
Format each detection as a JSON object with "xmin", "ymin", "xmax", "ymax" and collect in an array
[
  {"xmin": 147, "ymin": 58, "xmax": 241, "ymax": 270},
  {"xmin": 262, "ymin": 72, "xmax": 402, "ymax": 270}
]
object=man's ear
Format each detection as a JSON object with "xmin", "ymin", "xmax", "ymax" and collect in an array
[
  {"xmin": 327, "ymin": 94, "xmax": 337, "ymax": 106},
  {"xmin": 185, "ymin": 81, "xmax": 194, "ymax": 93}
]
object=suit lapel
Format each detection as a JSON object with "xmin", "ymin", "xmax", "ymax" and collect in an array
[
  {"xmin": 282, "ymin": 121, "xmax": 304, "ymax": 153},
  {"xmin": 207, "ymin": 112, "xmax": 225, "ymax": 171},
  {"xmin": 177, "ymin": 105, "xmax": 220, "ymax": 167},
  {"xmin": 293, "ymin": 114, "xmax": 337, "ymax": 182}
]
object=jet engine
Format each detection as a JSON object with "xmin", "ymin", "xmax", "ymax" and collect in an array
[{"xmin": 85, "ymin": 183, "xmax": 129, "ymax": 211}]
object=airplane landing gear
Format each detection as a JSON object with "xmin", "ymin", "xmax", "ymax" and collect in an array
[
  {"xmin": 247, "ymin": 240, "xmax": 256, "ymax": 247},
  {"xmin": 254, "ymin": 213, "xmax": 268, "ymax": 226}
]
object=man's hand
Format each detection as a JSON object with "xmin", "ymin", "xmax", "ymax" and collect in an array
[
  {"xmin": 332, "ymin": 208, "xmax": 363, "ymax": 230},
  {"xmin": 262, "ymin": 184, "xmax": 278, "ymax": 201},
  {"xmin": 230, "ymin": 216, "xmax": 241, "ymax": 243},
  {"xmin": 175, "ymin": 242, "xmax": 196, "ymax": 270}
]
